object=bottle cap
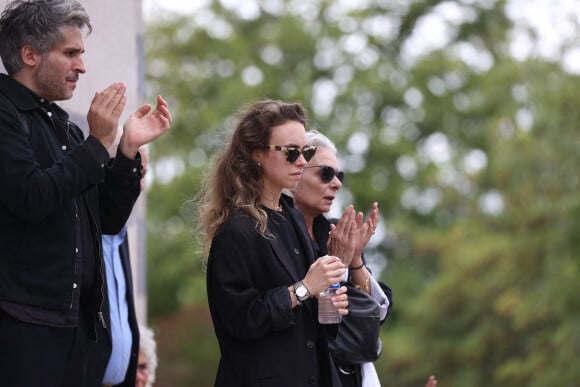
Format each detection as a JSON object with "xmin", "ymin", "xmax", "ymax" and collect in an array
[{"xmin": 329, "ymin": 283, "xmax": 340, "ymax": 289}]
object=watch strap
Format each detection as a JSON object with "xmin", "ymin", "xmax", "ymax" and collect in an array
[{"xmin": 293, "ymin": 281, "xmax": 310, "ymax": 305}]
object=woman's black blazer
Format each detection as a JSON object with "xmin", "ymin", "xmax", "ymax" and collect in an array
[{"xmin": 206, "ymin": 195, "xmax": 340, "ymax": 387}]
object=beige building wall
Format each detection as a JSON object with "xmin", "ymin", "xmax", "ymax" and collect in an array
[{"xmin": 0, "ymin": 0, "xmax": 149, "ymax": 322}]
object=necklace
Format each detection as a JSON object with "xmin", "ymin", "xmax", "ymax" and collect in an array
[
  {"xmin": 261, "ymin": 190, "xmax": 282, "ymax": 211},
  {"xmin": 261, "ymin": 202, "xmax": 282, "ymax": 212}
]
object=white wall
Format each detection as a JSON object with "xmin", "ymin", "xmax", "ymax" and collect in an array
[{"xmin": 0, "ymin": 0, "xmax": 149, "ymax": 323}]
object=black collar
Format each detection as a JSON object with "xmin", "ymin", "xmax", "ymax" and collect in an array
[{"xmin": 0, "ymin": 73, "xmax": 70, "ymax": 122}]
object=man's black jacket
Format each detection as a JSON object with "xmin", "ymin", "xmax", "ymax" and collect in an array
[{"xmin": 0, "ymin": 73, "xmax": 141, "ymax": 332}]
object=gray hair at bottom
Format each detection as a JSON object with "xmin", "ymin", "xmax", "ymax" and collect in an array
[{"xmin": 139, "ymin": 324, "xmax": 158, "ymax": 386}]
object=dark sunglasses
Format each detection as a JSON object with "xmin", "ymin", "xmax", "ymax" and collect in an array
[
  {"xmin": 305, "ymin": 165, "xmax": 344, "ymax": 184},
  {"xmin": 265, "ymin": 145, "xmax": 317, "ymax": 163}
]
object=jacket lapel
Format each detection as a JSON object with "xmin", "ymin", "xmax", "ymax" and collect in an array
[
  {"xmin": 268, "ymin": 236, "xmax": 300, "ymax": 282},
  {"xmin": 267, "ymin": 194, "xmax": 318, "ymax": 282},
  {"xmin": 288, "ymin": 206, "xmax": 316, "ymax": 264}
]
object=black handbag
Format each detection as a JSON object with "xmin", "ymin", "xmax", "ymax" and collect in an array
[{"xmin": 328, "ymin": 282, "xmax": 382, "ymax": 365}]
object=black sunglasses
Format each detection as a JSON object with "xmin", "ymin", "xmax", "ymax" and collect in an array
[
  {"xmin": 305, "ymin": 165, "xmax": 344, "ymax": 184},
  {"xmin": 265, "ymin": 145, "xmax": 317, "ymax": 163}
]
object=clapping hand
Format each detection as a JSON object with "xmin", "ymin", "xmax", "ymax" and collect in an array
[
  {"xmin": 327, "ymin": 205, "xmax": 357, "ymax": 266},
  {"xmin": 328, "ymin": 202, "xmax": 379, "ymax": 267},
  {"xmin": 353, "ymin": 202, "xmax": 378, "ymax": 259},
  {"xmin": 118, "ymin": 95, "xmax": 172, "ymax": 159},
  {"xmin": 425, "ymin": 375, "xmax": 438, "ymax": 387},
  {"xmin": 87, "ymin": 83, "xmax": 127, "ymax": 150}
]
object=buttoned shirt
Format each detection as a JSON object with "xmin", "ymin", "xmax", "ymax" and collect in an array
[{"xmin": 102, "ymin": 227, "xmax": 132, "ymax": 384}]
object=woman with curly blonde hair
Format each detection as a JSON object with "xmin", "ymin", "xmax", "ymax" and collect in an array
[{"xmin": 198, "ymin": 100, "xmax": 349, "ymax": 387}]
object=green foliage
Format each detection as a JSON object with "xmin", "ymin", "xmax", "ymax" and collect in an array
[{"xmin": 144, "ymin": 1, "xmax": 580, "ymax": 385}]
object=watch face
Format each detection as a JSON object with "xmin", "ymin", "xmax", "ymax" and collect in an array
[{"xmin": 296, "ymin": 285, "xmax": 308, "ymax": 298}]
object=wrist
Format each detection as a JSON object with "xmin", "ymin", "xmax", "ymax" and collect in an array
[
  {"xmin": 350, "ymin": 260, "xmax": 364, "ymax": 270},
  {"xmin": 350, "ymin": 254, "xmax": 364, "ymax": 267},
  {"xmin": 293, "ymin": 281, "xmax": 311, "ymax": 305},
  {"xmin": 354, "ymin": 271, "xmax": 371, "ymax": 293},
  {"xmin": 118, "ymin": 137, "xmax": 139, "ymax": 160}
]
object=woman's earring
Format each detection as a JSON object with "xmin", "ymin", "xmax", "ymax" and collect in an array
[{"xmin": 257, "ymin": 162, "xmax": 262, "ymax": 167}]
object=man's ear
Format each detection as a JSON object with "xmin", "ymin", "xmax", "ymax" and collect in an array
[{"xmin": 21, "ymin": 45, "xmax": 41, "ymax": 67}]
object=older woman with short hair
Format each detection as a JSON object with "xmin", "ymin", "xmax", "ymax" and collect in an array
[{"xmin": 293, "ymin": 130, "xmax": 392, "ymax": 387}]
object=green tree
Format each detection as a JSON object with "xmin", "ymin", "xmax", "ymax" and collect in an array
[{"xmin": 144, "ymin": 1, "xmax": 580, "ymax": 385}]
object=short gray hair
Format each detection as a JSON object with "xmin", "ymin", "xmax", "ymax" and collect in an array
[
  {"xmin": 139, "ymin": 324, "xmax": 158, "ymax": 386},
  {"xmin": 305, "ymin": 129, "xmax": 337, "ymax": 154},
  {"xmin": 0, "ymin": 0, "xmax": 92, "ymax": 75}
]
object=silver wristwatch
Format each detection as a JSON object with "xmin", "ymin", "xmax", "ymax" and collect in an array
[{"xmin": 293, "ymin": 281, "xmax": 310, "ymax": 305}]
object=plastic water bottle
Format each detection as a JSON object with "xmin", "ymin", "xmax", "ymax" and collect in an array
[{"xmin": 318, "ymin": 283, "xmax": 342, "ymax": 324}]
